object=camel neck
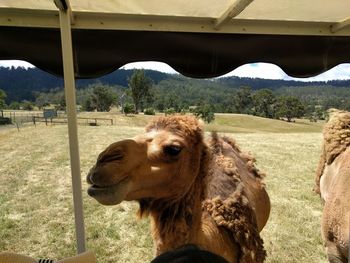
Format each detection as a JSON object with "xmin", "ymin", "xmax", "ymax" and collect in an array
[
  {"xmin": 149, "ymin": 177, "xmax": 204, "ymax": 255},
  {"xmin": 145, "ymin": 146, "xmax": 210, "ymax": 255}
]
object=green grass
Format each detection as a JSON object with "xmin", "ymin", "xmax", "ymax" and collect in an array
[
  {"xmin": 0, "ymin": 113, "xmax": 327, "ymax": 262},
  {"xmin": 208, "ymin": 113, "xmax": 324, "ymax": 133}
]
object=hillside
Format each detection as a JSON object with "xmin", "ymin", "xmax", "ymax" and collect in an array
[
  {"xmin": 216, "ymin": 76, "xmax": 350, "ymax": 90},
  {"xmin": 1, "ymin": 66, "xmax": 350, "ymax": 103},
  {"xmin": 0, "ymin": 67, "xmax": 170, "ymax": 102}
]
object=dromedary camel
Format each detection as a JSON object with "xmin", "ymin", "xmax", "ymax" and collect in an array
[
  {"xmin": 87, "ymin": 115, "xmax": 270, "ymax": 263},
  {"xmin": 314, "ymin": 109, "xmax": 350, "ymax": 263}
]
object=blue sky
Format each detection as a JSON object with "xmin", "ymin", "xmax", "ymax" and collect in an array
[{"xmin": 1, "ymin": 60, "xmax": 350, "ymax": 82}]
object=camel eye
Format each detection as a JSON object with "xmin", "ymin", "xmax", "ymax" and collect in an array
[{"xmin": 163, "ymin": 145, "xmax": 182, "ymax": 156}]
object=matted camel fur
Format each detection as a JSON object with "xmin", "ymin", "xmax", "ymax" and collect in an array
[
  {"xmin": 314, "ymin": 109, "xmax": 350, "ymax": 262},
  {"xmin": 87, "ymin": 115, "xmax": 270, "ymax": 263}
]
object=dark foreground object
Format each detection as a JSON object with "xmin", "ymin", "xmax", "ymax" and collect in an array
[{"xmin": 151, "ymin": 245, "xmax": 229, "ymax": 263}]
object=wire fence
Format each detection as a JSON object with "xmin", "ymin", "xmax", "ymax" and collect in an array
[
  {"xmin": 2, "ymin": 110, "xmax": 65, "ymax": 124},
  {"xmin": 33, "ymin": 116, "xmax": 114, "ymax": 126},
  {"xmin": 1, "ymin": 110, "xmax": 114, "ymax": 130}
]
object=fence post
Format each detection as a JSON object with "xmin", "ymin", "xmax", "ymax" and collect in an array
[{"xmin": 33, "ymin": 116, "xmax": 36, "ymax": 127}]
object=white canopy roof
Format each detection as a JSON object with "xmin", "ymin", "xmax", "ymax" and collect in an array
[
  {"xmin": 2, "ymin": 0, "xmax": 350, "ymax": 78},
  {"xmin": 1, "ymin": 0, "xmax": 350, "ymax": 35}
]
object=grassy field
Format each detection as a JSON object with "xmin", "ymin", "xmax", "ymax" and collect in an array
[{"xmin": 0, "ymin": 113, "xmax": 327, "ymax": 262}]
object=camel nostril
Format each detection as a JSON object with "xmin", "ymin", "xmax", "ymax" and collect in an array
[
  {"xmin": 86, "ymin": 174, "xmax": 92, "ymax": 184},
  {"xmin": 86, "ymin": 168, "xmax": 95, "ymax": 185}
]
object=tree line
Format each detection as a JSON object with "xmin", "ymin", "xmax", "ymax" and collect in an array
[{"xmin": 1, "ymin": 69, "xmax": 350, "ymax": 123}]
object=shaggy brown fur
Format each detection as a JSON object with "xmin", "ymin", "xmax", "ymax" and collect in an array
[
  {"xmin": 314, "ymin": 109, "xmax": 350, "ymax": 262},
  {"xmin": 314, "ymin": 110, "xmax": 350, "ymax": 194},
  {"xmin": 203, "ymin": 132, "xmax": 267, "ymax": 263},
  {"xmin": 87, "ymin": 115, "xmax": 270, "ymax": 263},
  {"xmin": 146, "ymin": 115, "xmax": 204, "ymax": 145},
  {"xmin": 203, "ymin": 193, "xmax": 265, "ymax": 263}
]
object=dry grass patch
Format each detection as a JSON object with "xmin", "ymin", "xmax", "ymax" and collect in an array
[
  {"xmin": 77, "ymin": 111, "xmax": 156, "ymax": 128},
  {"xmin": 0, "ymin": 116, "xmax": 327, "ymax": 262},
  {"xmin": 231, "ymin": 133, "xmax": 326, "ymax": 263},
  {"xmin": 208, "ymin": 113, "xmax": 324, "ymax": 133}
]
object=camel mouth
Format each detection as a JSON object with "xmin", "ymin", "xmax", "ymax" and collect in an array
[{"xmin": 87, "ymin": 178, "xmax": 131, "ymax": 206}]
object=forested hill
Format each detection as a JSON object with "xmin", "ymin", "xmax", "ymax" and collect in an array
[
  {"xmin": 1, "ymin": 66, "xmax": 350, "ymax": 103},
  {"xmin": 0, "ymin": 67, "xmax": 169, "ymax": 102},
  {"xmin": 216, "ymin": 76, "xmax": 350, "ymax": 90}
]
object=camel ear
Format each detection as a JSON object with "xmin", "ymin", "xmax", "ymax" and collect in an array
[
  {"xmin": 197, "ymin": 118, "xmax": 205, "ymax": 129},
  {"xmin": 195, "ymin": 118, "xmax": 205, "ymax": 138}
]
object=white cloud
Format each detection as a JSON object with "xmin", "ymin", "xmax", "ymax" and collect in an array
[
  {"xmin": 297, "ymin": 64, "xmax": 350, "ymax": 82},
  {"xmin": 0, "ymin": 60, "xmax": 34, "ymax": 68},
  {"xmin": 121, "ymin": 61, "xmax": 177, "ymax": 74},
  {"xmin": 122, "ymin": 62, "xmax": 350, "ymax": 82},
  {"xmin": 223, "ymin": 63, "xmax": 288, "ymax": 80},
  {"xmin": 1, "ymin": 60, "xmax": 350, "ymax": 82},
  {"xmin": 223, "ymin": 62, "xmax": 350, "ymax": 82}
]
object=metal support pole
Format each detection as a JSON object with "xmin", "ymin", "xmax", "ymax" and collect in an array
[{"xmin": 58, "ymin": 7, "xmax": 86, "ymax": 253}]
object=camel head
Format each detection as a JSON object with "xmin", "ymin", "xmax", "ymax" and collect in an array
[{"xmin": 87, "ymin": 115, "xmax": 206, "ymax": 206}]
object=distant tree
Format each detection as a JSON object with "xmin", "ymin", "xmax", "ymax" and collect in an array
[
  {"xmin": 128, "ymin": 70, "xmax": 153, "ymax": 113},
  {"xmin": 232, "ymin": 86, "xmax": 253, "ymax": 114},
  {"xmin": 164, "ymin": 93, "xmax": 182, "ymax": 112},
  {"xmin": 123, "ymin": 103, "xmax": 134, "ymax": 116},
  {"xmin": 144, "ymin": 89, "xmax": 156, "ymax": 109},
  {"xmin": 304, "ymin": 104, "xmax": 317, "ymax": 122},
  {"xmin": 21, "ymin": 101, "xmax": 34, "ymax": 111},
  {"xmin": 119, "ymin": 93, "xmax": 127, "ymax": 114},
  {"xmin": 342, "ymin": 100, "xmax": 350, "ymax": 111},
  {"xmin": 35, "ymin": 92, "xmax": 50, "ymax": 109},
  {"xmin": 8, "ymin": 101, "xmax": 20, "ymax": 110},
  {"xmin": 0, "ymin": 89, "xmax": 7, "ymax": 109},
  {"xmin": 194, "ymin": 104, "xmax": 215, "ymax": 123},
  {"xmin": 276, "ymin": 96, "xmax": 305, "ymax": 122},
  {"xmin": 323, "ymin": 97, "xmax": 343, "ymax": 110},
  {"xmin": 58, "ymin": 94, "xmax": 66, "ymax": 111},
  {"xmin": 83, "ymin": 96, "xmax": 94, "ymax": 112},
  {"xmin": 252, "ymin": 89, "xmax": 276, "ymax": 118},
  {"xmin": 154, "ymin": 98, "xmax": 166, "ymax": 112},
  {"xmin": 164, "ymin": 108, "xmax": 176, "ymax": 115},
  {"xmin": 144, "ymin": 107, "xmax": 156, "ymax": 115},
  {"xmin": 83, "ymin": 85, "xmax": 117, "ymax": 112},
  {"xmin": 314, "ymin": 106, "xmax": 326, "ymax": 120}
]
